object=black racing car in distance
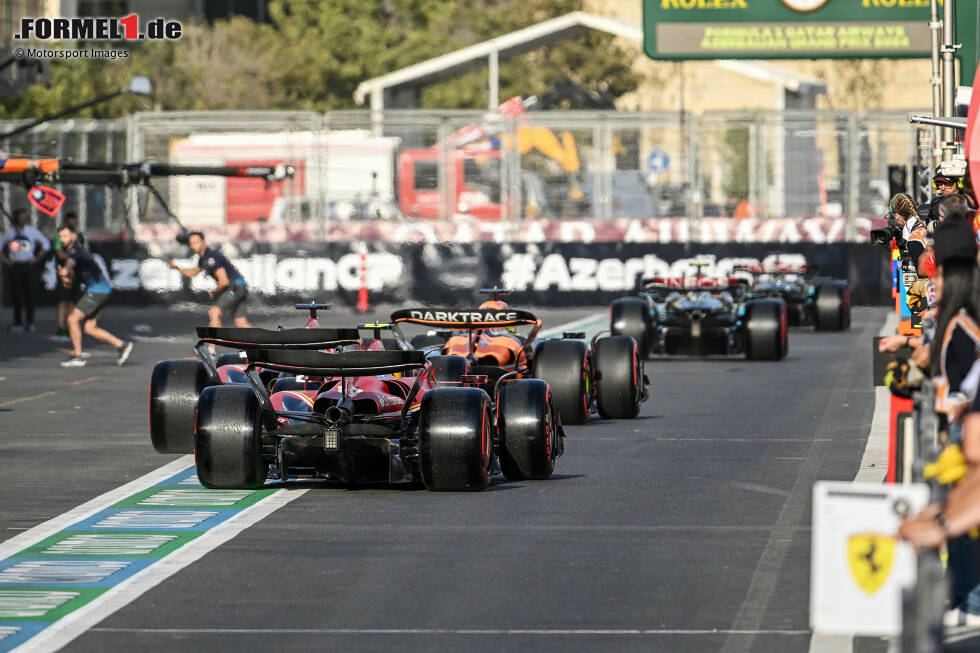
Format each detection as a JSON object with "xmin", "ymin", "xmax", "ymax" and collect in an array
[
  {"xmin": 610, "ymin": 273, "xmax": 787, "ymax": 360},
  {"xmin": 735, "ymin": 260, "xmax": 850, "ymax": 331}
]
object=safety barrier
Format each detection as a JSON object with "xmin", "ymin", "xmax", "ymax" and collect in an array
[
  {"xmin": 6, "ymin": 241, "xmax": 893, "ymax": 309},
  {"xmin": 894, "ymin": 382, "xmax": 947, "ymax": 653}
]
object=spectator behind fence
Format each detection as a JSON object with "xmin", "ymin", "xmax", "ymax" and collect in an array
[
  {"xmin": 899, "ymin": 219, "xmax": 980, "ymax": 625},
  {"xmin": 0, "ymin": 208, "xmax": 50, "ymax": 332},
  {"xmin": 917, "ymin": 197, "xmax": 975, "ymax": 280},
  {"xmin": 926, "ymin": 173, "xmax": 964, "ymax": 221},
  {"xmin": 929, "ymin": 220, "xmax": 980, "ymax": 423}
]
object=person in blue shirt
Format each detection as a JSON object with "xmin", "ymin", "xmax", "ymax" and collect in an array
[
  {"xmin": 57, "ymin": 223, "xmax": 133, "ymax": 368},
  {"xmin": 169, "ymin": 231, "xmax": 251, "ymax": 328},
  {"xmin": 0, "ymin": 208, "xmax": 50, "ymax": 332}
]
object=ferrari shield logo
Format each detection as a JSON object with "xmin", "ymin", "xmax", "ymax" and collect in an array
[{"xmin": 847, "ymin": 534, "xmax": 896, "ymax": 595}]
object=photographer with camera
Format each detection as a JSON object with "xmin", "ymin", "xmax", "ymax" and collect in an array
[{"xmin": 892, "ymin": 193, "xmax": 931, "ymax": 275}]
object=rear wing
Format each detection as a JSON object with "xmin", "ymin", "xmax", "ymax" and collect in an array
[
  {"xmin": 733, "ymin": 263, "xmax": 809, "ymax": 276},
  {"xmin": 391, "ymin": 308, "xmax": 539, "ymax": 329},
  {"xmin": 244, "ymin": 349, "xmax": 427, "ymax": 377},
  {"xmin": 194, "ymin": 326, "xmax": 362, "ymax": 384},
  {"xmin": 195, "ymin": 327, "xmax": 360, "ymax": 350},
  {"xmin": 642, "ymin": 277, "xmax": 746, "ymax": 292}
]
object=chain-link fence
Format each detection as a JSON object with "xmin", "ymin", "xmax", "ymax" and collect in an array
[{"xmin": 0, "ymin": 108, "xmax": 921, "ymax": 237}]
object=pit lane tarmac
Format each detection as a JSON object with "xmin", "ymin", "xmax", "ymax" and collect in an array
[{"xmin": 0, "ymin": 305, "xmax": 886, "ymax": 653}]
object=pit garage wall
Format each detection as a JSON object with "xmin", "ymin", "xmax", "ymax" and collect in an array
[{"xmin": 24, "ymin": 241, "xmax": 892, "ymax": 308}]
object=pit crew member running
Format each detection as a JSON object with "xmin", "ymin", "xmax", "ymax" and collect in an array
[{"xmin": 58, "ymin": 223, "xmax": 133, "ymax": 368}]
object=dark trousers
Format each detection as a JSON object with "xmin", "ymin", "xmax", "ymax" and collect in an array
[{"xmin": 6, "ymin": 263, "xmax": 36, "ymax": 326}]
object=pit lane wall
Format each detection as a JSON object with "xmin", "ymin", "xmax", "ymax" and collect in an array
[{"xmin": 18, "ymin": 217, "xmax": 891, "ymax": 308}]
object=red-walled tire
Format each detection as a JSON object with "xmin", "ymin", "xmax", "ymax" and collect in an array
[
  {"xmin": 498, "ymin": 379, "xmax": 555, "ymax": 481},
  {"xmin": 533, "ymin": 339, "xmax": 591, "ymax": 425},
  {"xmin": 418, "ymin": 387, "xmax": 492, "ymax": 491},
  {"xmin": 595, "ymin": 335, "xmax": 641, "ymax": 419},
  {"xmin": 195, "ymin": 385, "xmax": 267, "ymax": 489},
  {"xmin": 149, "ymin": 359, "xmax": 211, "ymax": 454}
]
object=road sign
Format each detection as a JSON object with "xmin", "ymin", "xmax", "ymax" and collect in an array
[
  {"xmin": 647, "ymin": 149, "xmax": 670, "ymax": 174},
  {"xmin": 811, "ymin": 481, "xmax": 929, "ymax": 636}
]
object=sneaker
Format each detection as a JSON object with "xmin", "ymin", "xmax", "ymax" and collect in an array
[
  {"xmin": 944, "ymin": 607, "xmax": 980, "ymax": 627},
  {"xmin": 9, "ymin": 324, "xmax": 24, "ymax": 333},
  {"xmin": 61, "ymin": 356, "xmax": 87, "ymax": 368},
  {"xmin": 79, "ymin": 352, "xmax": 92, "ymax": 359},
  {"xmin": 26, "ymin": 324, "xmax": 36, "ymax": 332},
  {"xmin": 116, "ymin": 341, "xmax": 134, "ymax": 366}
]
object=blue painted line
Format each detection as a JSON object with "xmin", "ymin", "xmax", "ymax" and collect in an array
[
  {"xmin": 67, "ymin": 508, "xmax": 242, "ymax": 533},
  {"xmin": 0, "ymin": 558, "xmax": 156, "ymax": 589},
  {"xmin": 152, "ymin": 467, "xmax": 203, "ymax": 488},
  {"xmin": 0, "ymin": 623, "xmax": 48, "ymax": 649}
]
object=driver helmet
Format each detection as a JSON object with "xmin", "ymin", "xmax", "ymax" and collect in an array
[
  {"xmin": 479, "ymin": 299, "xmax": 515, "ymax": 333},
  {"xmin": 479, "ymin": 299, "xmax": 509, "ymax": 310}
]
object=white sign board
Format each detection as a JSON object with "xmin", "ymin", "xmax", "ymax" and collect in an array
[{"xmin": 811, "ymin": 481, "xmax": 930, "ymax": 636}]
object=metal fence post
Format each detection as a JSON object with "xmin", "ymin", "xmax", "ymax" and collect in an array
[
  {"xmin": 505, "ymin": 114, "xmax": 521, "ymax": 223},
  {"xmin": 437, "ymin": 116, "xmax": 452, "ymax": 221},
  {"xmin": 104, "ymin": 127, "xmax": 113, "ymax": 233},
  {"xmin": 125, "ymin": 113, "xmax": 141, "ymax": 229},
  {"xmin": 688, "ymin": 114, "xmax": 703, "ymax": 242},
  {"xmin": 846, "ymin": 113, "xmax": 860, "ymax": 242}
]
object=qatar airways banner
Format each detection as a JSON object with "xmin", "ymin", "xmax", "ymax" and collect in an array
[
  {"xmin": 23, "ymin": 240, "xmax": 890, "ymax": 308},
  {"xmin": 133, "ymin": 216, "xmax": 876, "ymax": 244}
]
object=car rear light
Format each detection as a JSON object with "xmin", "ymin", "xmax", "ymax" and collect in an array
[
  {"xmin": 460, "ymin": 374, "xmax": 488, "ymax": 388},
  {"xmin": 323, "ymin": 428, "xmax": 340, "ymax": 450}
]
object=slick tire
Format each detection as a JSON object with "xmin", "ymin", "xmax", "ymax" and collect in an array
[
  {"xmin": 533, "ymin": 339, "xmax": 591, "ymax": 425},
  {"xmin": 813, "ymin": 281, "xmax": 850, "ymax": 332},
  {"xmin": 595, "ymin": 335, "xmax": 642, "ymax": 419},
  {"xmin": 427, "ymin": 355, "xmax": 470, "ymax": 384},
  {"xmin": 745, "ymin": 299, "xmax": 788, "ymax": 361},
  {"xmin": 149, "ymin": 359, "xmax": 211, "ymax": 454},
  {"xmin": 498, "ymin": 379, "xmax": 556, "ymax": 481},
  {"xmin": 195, "ymin": 385, "xmax": 268, "ymax": 489},
  {"xmin": 418, "ymin": 387, "xmax": 492, "ymax": 491},
  {"xmin": 611, "ymin": 296, "xmax": 651, "ymax": 358}
]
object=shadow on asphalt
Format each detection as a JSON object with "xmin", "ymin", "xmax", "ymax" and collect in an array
[{"xmin": 547, "ymin": 473, "xmax": 586, "ymax": 481}]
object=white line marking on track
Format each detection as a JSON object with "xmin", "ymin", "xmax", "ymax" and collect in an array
[
  {"xmin": 87, "ymin": 627, "xmax": 811, "ymax": 636},
  {"xmin": 725, "ymin": 309, "xmax": 878, "ymax": 653},
  {"xmin": 0, "ymin": 457, "xmax": 193, "ymax": 560},
  {"xmin": 538, "ymin": 311, "xmax": 606, "ymax": 338},
  {"xmin": 853, "ymin": 311, "xmax": 899, "ymax": 484},
  {"xmin": 808, "ymin": 310, "xmax": 898, "ymax": 653}
]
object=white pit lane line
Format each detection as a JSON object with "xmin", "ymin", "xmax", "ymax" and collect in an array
[
  {"xmin": 2, "ymin": 456, "xmax": 308, "ymax": 653},
  {"xmin": 3, "ymin": 311, "xmax": 609, "ymax": 653}
]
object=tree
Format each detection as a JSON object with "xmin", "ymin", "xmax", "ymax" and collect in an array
[{"xmin": 0, "ymin": 1, "xmax": 642, "ymax": 118}]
